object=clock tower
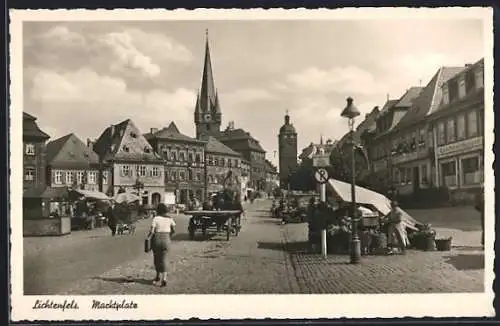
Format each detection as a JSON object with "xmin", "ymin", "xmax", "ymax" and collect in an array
[
  {"xmin": 278, "ymin": 111, "xmax": 298, "ymax": 189},
  {"xmin": 195, "ymin": 30, "xmax": 222, "ymax": 138}
]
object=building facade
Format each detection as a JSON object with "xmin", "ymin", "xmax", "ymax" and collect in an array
[
  {"xmin": 428, "ymin": 59, "xmax": 484, "ymax": 195},
  {"xmin": 381, "ymin": 66, "xmax": 465, "ymax": 195},
  {"xmin": 201, "ymin": 135, "xmax": 242, "ymax": 195},
  {"xmin": 278, "ymin": 112, "xmax": 298, "ymax": 189},
  {"xmin": 265, "ymin": 159, "xmax": 279, "ymax": 191},
  {"xmin": 23, "ymin": 112, "xmax": 50, "ymax": 193},
  {"xmin": 93, "ymin": 119, "xmax": 165, "ymax": 206},
  {"xmin": 240, "ymin": 159, "xmax": 251, "ymax": 197},
  {"xmin": 193, "ymin": 31, "xmax": 267, "ymax": 191},
  {"xmin": 45, "ymin": 133, "xmax": 102, "ymax": 192},
  {"xmin": 145, "ymin": 122, "xmax": 206, "ymax": 204}
]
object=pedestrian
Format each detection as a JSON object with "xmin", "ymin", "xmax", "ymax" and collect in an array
[
  {"xmin": 383, "ymin": 201, "xmax": 407, "ymax": 255},
  {"xmin": 146, "ymin": 203, "xmax": 176, "ymax": 287},
  {"xmin": 106, "ymin": 201, "xmax": 117, "ymax": 236},
  {"xmin": 475, "ymin": 184, "xmax": 484, "ymax": 247}
]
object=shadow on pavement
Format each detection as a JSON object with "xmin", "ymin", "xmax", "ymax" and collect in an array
[
  {"xmin": 454, "ymin": 245, "xmax": 484, "ymax": 251},
  {"xmin": 258, "ymin": 241, "xmax": 308, "ymax": 253},
  {"xmin": 444, "ymin": 253, "xmax": 484, "ymax": 270},
  {"xmin": 93, "ymin": 276, "xmax": 153, "ymax": 286},
  {"xmin": 171, "ymin": 233, "xmax": 218, "ymax": 242}
]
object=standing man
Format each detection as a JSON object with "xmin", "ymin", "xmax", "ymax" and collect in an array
[
  {"xmin": 106, "ymin": 201, "xmax": 117, "ymax": 236},
  {"xmin": 475, "ymin": 184, "xmax": 484, "ymax": 248}
]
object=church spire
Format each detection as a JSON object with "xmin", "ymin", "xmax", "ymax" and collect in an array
[{"xmin": 200, "ymin": 29, "xmax": 217, "ymax": 113}]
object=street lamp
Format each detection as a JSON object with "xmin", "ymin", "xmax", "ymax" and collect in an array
[{"xmin": 341, "ymin": 97, "xmax": 361, "ymax": 264}]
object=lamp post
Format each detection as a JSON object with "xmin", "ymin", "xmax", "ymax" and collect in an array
[{"xmin": 341, "ymin": 97, "xmax": 361, "ymax": 264}]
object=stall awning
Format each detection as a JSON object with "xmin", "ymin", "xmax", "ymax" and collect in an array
[
  {"xmin": 24, "ymin": 186, "xmax": 69, "ymax": 200},
  {"xmin": 327, "ymin": 178, "xmax": 421, "ymax": 230},
  {"xmin": 71, "ymin": 189, "xmax": 110, "ymax": 201}
]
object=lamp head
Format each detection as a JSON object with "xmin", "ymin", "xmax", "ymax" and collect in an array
[{"xmin": 341, "ymin": 97, "xmax": 361, "ymax": 120}]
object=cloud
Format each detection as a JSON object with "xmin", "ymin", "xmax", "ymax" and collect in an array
[
  {"xmin": 28, "ymin": 68, "xmax": 197, "ymax": 139},
  {"xmin": 24, "ymin": 25, "xmax": 193, "ymax": 85},
  {"xmin": 225, "ymin": 87, "xmax": 276, "ymax": 103}
]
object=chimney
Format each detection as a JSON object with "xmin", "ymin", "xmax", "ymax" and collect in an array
[
  {"xmin": 150, "ymin": 128, "xmax": 158, "ymax": 134},
  {"xmin": 87, "ymin": 138, "xmax": 93, "ymax": 150}
]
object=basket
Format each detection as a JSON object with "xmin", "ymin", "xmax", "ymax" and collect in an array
[{"xmin": 435, "ymin": 238, "xmax": 452, "ymax": 251}]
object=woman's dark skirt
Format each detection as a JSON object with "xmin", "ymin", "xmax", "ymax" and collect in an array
[{"xmin": 152, "ymin": 232, "xmax": 171, "ymax": 273}]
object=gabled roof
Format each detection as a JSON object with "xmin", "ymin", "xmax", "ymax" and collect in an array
[
  {"xmin": 94, "ymin": 119, "xmax": 162, "ymax": 162},
  {"xmin": 23, "ymin": 111, "xmax": 50, "ymax": 140},
  {"xmin": 265, "ymin": 159, "xmax": 278, "ymax": 173},
  {"xmin": 299, "ymin": 141, "xmax": 337, "ymax": 160},
  {"xmin": 393, "ymin": 86, "xmax": 424, "ymax": 108},
  {"xmin": 217, "ymin": 128, "xmax": 266, "ymax": 153},
  {"xmin": 145, "ymin": 122, "xmax": 204, "ymax": 144},
  {"xmin": 393, "ymin": 66, "xmax": 464, "ymax": 132},
  {"xmin": 378, "ymin": 99, "xmax": 399, "ymax": 116},
  {"xmin": 45, "ymin": 133, "xmax": 99, "ymax": 167},
  {"xmin": 200, "ymin": 135, "xmax": 242, "ymax": 157}
]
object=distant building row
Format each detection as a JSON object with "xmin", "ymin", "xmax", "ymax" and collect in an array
[{"xmin": 335, "ymin": 58, "xmax": 485, "ymax": 197}]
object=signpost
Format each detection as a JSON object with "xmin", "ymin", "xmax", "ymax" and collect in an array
[{"xmin": 313, "ymin": 154, "xmax": 330, "ymax": 259}]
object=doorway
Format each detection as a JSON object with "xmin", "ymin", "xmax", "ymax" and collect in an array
[
  {"xmin": 151, "ymin": 192, "xmax": 161, "ymax": 207},
  {"xmin": 413, "ymin": 166, "xmax": 420, "ymax": 193}
]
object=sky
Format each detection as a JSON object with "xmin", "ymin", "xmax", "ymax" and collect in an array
[{"xmin": 23, "ymin": 18, "xmax": 485, "ymax": 168}]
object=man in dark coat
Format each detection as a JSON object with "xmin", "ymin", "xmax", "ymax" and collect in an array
[{"xmin": 106, "ymin": 202, "xmax": 117, "ymax": 236}]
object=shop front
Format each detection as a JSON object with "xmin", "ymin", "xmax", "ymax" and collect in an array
[{"xmin": 437, "ymin": 136, "xmax": 483, "ymax": 194}]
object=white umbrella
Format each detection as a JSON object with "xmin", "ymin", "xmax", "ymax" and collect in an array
[{"xmin": 114, "ymin": 192, "xmax": 140, "ymax": 204}]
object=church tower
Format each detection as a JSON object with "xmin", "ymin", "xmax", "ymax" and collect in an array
[
  {"xmin": 195, "ymin": 30, "xmax": 222, "ymax": 139},
  {"xmin": 278, "ymin": 111, "xmax": 298, "ymax": 189}
]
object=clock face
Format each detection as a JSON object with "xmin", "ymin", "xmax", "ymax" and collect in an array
[{"xmin": 204, "ymin": 114, "xmax": 211, "ymax": 122}]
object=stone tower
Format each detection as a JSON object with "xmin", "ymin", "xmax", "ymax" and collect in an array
[
  {"xmin": 278, "ymin": 111, "xmax": 298, "ymax": 189},
  {"xmin": 195, "ymin": 30, "xmax": 222, "ymax": 139}
]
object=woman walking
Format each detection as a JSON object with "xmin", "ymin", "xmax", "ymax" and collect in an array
[{"xmin": 146, "ymin": 203, "xmax": 176, "ymax": 287}]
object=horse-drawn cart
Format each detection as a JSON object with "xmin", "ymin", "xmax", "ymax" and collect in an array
[{"xmin": 184, "ymin": 210, "xmax": 242, "ymax": 241}]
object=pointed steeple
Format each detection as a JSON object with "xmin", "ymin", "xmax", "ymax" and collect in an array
[
  {"xmin": 320, "ymin": 134, "xmax": 324, "ymax": 145},
  {"xmin": 194, "ymin": 91, "xmax": 201, "ymax": 115},
  {"xmin": 200, "ymin": 29, "xmax": 217, "ymax": 113},
  {"xmin": 214, "ymin": 90, "xmax": 221, "ymax": 113}
]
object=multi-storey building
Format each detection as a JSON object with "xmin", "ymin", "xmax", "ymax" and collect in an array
[
  {"xmin": 278, "ymin": 112, "xmax": 298, "ymax": 189},
  {"xmin": 45, "ymin": 133, "xmax": 102, "ymax": 192},
  {"xmin": 364, "ymin": 87, "xmax": 423, "ymax": 190},
  {"xmin": 265, "ymin": 159, "xmax": 279, "ymax": 191},
  {"xmin": 23, "ymin": 112, "xmax": 51, "ymax": 219},
  {"xmin": 193, "ymin": 31, "xmax": 267, "ymax": 191},
  {"xmin": 23, "ymin": 112, "xmax": 50, "ymax": 193},
  {"xmin": 240, "ymin": 159, "xmax": 251, "ymax": 198},
  {"xmin": 200, "ymin": 135, "xmax": 242, "ymax": 195},
  {"xmin": 145, "ymin": 122, "xmax": 206, "ymax": 204},
  {"xmin": 383, "ymin": 66, "xmax": 465, "ymax": 195},
  {"xmin": 93, "ymin": 119, "xmax": 165, "ymax": 207},
  {"xmin": 428, "ymin": 59, "xmax": 484, "ymax": 195}
]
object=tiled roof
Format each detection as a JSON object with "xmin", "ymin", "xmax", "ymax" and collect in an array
[
  {"xmin": 23, "ymin": 112, "xmax": 50, "ymax": 140},
  {"xmin": 46, "ymin": 133, "xmax": 99, "ymax": 167},
  {"xmin": 217, "ymin": 128, "xmax": 266, "ymax": 153},
  {"xmin": 378, "ymin": 99, "xmax": 399, "ymax": 116},
  {"xmin": 265, "ymin": 159, "xmax": 278, "ymax": 173},
  {"xmin": 394, "ymin": 86, "xmax": 424, "ymax": 108},
  {"xmin": 299, "ymin": 141, "xmax": 337, "ymax": 160},
  {"xmin": 94, "ymin": 119, "xmax": 162, "ymax": 163},
  {"xmin": 393, "ymin": 66, "xmax": 464, "ymax": 132},
  {"xmin": 145, "ymin": 122, "xmax": 204, "ymax": 144},
  {"xmin": 199, "ymin": 135, "xmax": 242, "ymax": 157}
]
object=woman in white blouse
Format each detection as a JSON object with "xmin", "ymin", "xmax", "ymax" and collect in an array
[{"xmin": 147, "ymin": 203, "xmax": 176, "ymax": 287}]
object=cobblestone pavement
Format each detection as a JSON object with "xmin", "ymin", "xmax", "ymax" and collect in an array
[
  {"xmin": 64, "ymin": 199, "xmax": 299, "ymax": 294},
  {"xmin": 51, "ymin": 201, "xmax": 484, "ymax": 294}
]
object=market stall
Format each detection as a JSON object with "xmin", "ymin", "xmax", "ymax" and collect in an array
[{"xmin": 69, "ymin": 189, "xmax": 111, "ymax": 230}]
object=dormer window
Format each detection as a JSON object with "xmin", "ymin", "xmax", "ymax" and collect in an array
[
  {"xmin": 130, "ymin": 132, "xmax": 137, "ymax": 138},
  {"xmin": 123, "ymin": 145, "xmax": 130, "ymax": 152},
  {"xmin": 144, "ymin": 147, "xmax": 151, "ymax": 153}
]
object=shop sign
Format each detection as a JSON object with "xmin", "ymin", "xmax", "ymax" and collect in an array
[
  {"xmin": 437, "ymin": 137, "xmax": 483, "ymax": 158},
  {"xmin": 177, "ymin": 182, "xmax": 189, "ymax": 189}
]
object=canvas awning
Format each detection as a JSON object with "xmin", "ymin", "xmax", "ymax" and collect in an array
[
  {"xmin": 71, "ymin": 189, "xmax": 110, "ymax": 201},
  {"xmin": 326, "ymin": 178, "xmax": 421, "ymax": 231},
  {"xmin": 114, "ymin": 192, "xmax": 141, "ymax": 204},
  {"xmin": 24, "ymin": 186, "xmax": 69, "ymax": 200}
]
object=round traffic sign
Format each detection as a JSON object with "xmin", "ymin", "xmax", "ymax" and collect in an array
[{"xmin": 314, "ymin": 168, "xmax": 329, "ymax": 184}]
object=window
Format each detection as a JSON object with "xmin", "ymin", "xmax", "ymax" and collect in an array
[
  {"xmin": 394, "ymin": 168, "xmax": 400, "ymax": 185},
  {"xmin": 448, "ymin": 80, "xmax": 459, "ymax": 102},
  {"xmin": 171, "ymin": 171, "xmax": 177, "ymax": 181},
  {"xmin": 137, "ymin": 165, "xmax": 147, "ymax": 177},
  {"xmin": 121, "ymin": 165, "xmax": 131, "ymax": 177},
  {"xmin": 235, "ymin": 159, "xmax": 239, "ymax": 168},
  {"xmin": 54, "ymin": 171, "xmax": 63, "ymax": 184},
  {"xmin": 442, "ymin": 85, "xmax": 449, "ymax": 105},
  {"xmin": 188, "ymin": 169, "xmax": 193, "ymax": 181},
  {"xmin": 228, "ymin": 159, "xmax": 232, "ymax": 168},
  {"xmin": 24, "ymin": 168, "xmax": 35, "ymax": 181},
  {"xmin": 467, "ymin": 110, "xmax": 478, "ymax": 138},
  {"xmin": 465, "ymin": 70, "xmax": 476, "ymax": 94},
  {"xmin": 475, "ymin": 68, "xmax": 484, "ymax": 88},
  {"xmin": 437, "ymin": 122, "xmax": 445, "ymax": 146},
  {"xmin": 88, "ymin": 171, "xmax": 97, "ymax": 184},
  {"xmin": 195, "ymin": 153, "xmax": 201, "ymax": 162},
  {"xmin": 171, "ymin": 151, "xmax": 177, "ymax": 161},
  {"xmin": 456, "ymin": 114, "xmax": 466, "ymax": 140},
  {"xmin": 458, "ymin": 77, "xmax": 466, "ymax": 98},
  {"xmin": 130, "ymin": 131, "xmax": 137, "ymax": 138},
  {"xmin": 196, "ymin": 173, "xmax": 202, "ymax": 182},
  {"xmin": 179, "ymin": 171, "xmax": 186, "ymax": 181},
  {"xmin": 102, "ymin": 171, "xmax": 109, "ymax": 184},
  {"xmin": 441, "ymin": 161, "xmax": 457, "ymax": 187},
  {"xmin": 66, "ymin": 171, "xmax": 73, "ymax": 184},
  {"xmin": 461, "ymin": 156, "xmax": 481, "ymax": 185},
  {"xmin": 418, "ymin": 128, "xmax": 425, "ymax": 144},
  {"xmin": 446, "ymin": 118, "xmax": 456, "ymax": 143},
  {"xmin": 421, "ymin": 164, "xmax": 428, "ymax": 184},
  {"xmin": 214, "ymin": 158, "xmax": 218, "ymax": 166},
  {"xmin": 123, "ymin": 145, "xmax": 130, "ymax": 152},
  {"xmin": 25, "ymin": 144, "xmax": 35, "ymax": 155},
  {"xmin": 77, "ymin": 171, "xmax": 85, "ymax": 184},
  {"xmin": 208, "ymin": 175, "xmax": 214, "ymax": 183},
  {"xmin": 151, "ymin": 166, "xmax": 160, "ymax": 177},
  {"xmin": 188, "ymin": 152, "xmax": 194, "ymax": 162},
  {"xmin": 406, "ymin": 168, "xmax": 412, "ymax": 184}
]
